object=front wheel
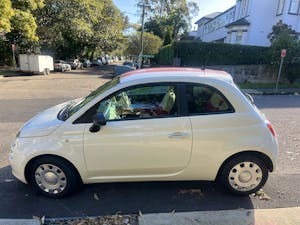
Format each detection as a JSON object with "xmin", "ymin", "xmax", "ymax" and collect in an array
[
  {"xmin": 28, "ymin": 157, "xmax": 80, "ymax": 198},
  {"xmin": 219, "ymin": 154, "xmax": 268, "ymax": 195}
]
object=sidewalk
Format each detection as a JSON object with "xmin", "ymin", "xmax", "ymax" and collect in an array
[
  {"xmin": 243, "ymin": 88, "xmax": 300, "ymax": 95},
  {"xmin": 1, "ymin": 207, "xmax": 299, "ymax": 225},
  {"xmin": 139, "ymin": 207, "xmax": 300, "ymax": 225}
]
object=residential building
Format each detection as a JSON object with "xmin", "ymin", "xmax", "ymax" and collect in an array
[{"xmin": 190, "ymin": 0, "xmax": 300, "ymax": 46}]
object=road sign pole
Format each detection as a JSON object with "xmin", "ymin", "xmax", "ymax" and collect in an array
[{"xmin": 275, "ymin": 57, "xmax": 284, "ymax": 93}]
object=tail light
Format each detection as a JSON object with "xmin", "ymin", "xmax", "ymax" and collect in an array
[{"xmin": 267, "ymin": 122, "xmax": 276, "ymax": 138}]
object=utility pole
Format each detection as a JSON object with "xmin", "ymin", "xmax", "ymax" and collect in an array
[{"xmin": 137, "ymin": 1, "xmax": 149, "ymax": 69}]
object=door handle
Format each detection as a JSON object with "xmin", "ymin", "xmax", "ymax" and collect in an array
[{"xmin": 168, "ymin": 132, "xmax": 190, "ymax": 139}]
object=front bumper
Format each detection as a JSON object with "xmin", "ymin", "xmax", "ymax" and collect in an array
[{"xmin": 9, "ymin": 140, "xmax": 27, "ymax": 183}]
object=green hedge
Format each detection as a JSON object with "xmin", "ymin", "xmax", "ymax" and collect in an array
[
  {"xmin": 156, "ymin": 41, "xmax": 270, "ymax": 66},
  {"xmin": 155, "ymin": 44, "xmax": 174, "ymax": 65}
]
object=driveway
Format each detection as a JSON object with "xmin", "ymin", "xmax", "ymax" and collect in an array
[{"xmin": 0, "ymin": 69, "xmax": 299, "ymax": 218}]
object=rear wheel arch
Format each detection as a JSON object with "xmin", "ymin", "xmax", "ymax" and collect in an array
[
  {"xmin": 216, "ymin": 150, "xmax": 274, "ymax": 180},
  {"xmin": 24, "ymin": 154, "xmax": 82, "ymax": 184}
]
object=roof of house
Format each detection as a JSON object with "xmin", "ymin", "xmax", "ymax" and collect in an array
[
  {"xmin": 194, "ymin": 12, "xmax": 221, "ymax": 24},
  {"xmin": 225, "ymin": 18, "xmax": 250, "ymax": 28},
  {"xmin": 120, "ymin": 67, "xmax": 234, "ymax": 84}
]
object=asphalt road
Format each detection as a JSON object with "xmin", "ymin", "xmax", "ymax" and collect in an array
[{"xmin": 0, "ymin": 70, "xmax": 299, "ymax": 218}]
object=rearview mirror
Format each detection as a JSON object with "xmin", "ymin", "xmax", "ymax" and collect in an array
[{"xmin": 89, "ymin": 112, "xmax": 106, "ymax": 133}]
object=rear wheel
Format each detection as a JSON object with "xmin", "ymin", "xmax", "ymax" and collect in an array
[
  {"xmin": 219, "ymin": 154, "xmax": 268, "ymax": 195},
  {"xmin": 28, "ymin": 156, "xmax": 80, "ymax": 198}
]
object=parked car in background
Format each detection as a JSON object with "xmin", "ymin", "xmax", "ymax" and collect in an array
[
  {"xmin": 67, "ymin": 59, "xmax": 82, "ymax": 70},
  {"xmin": 91, "ymin": 59, "xmax": 102, "ymax": 66},
  {"xmin": 123, "ymin": 61, "xmax": 137, "ymax": 69},
  {"xmin": 9, "ymin": 68, "xmax": 278, "ymax": 198},
  {"xmin": 80, "ymin": 59, "xmax": 91, "ymax": 68},
  {"xmin": 99, "ymin": 57, "xmax": 107, "ymax": 65},
  {"xmin": 54, "ymin": 60, "xmax": 71, "ymax": 72}
]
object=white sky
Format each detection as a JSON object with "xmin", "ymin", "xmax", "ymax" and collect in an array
[{"xmin": 113, "ymin": 0, "xmax": 236, "ymax": 28}]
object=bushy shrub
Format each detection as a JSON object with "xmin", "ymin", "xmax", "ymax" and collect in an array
[
  {"xmin": 0, "ymin": 40, "xmax": 13, "ymax": 66},
  {"xmin": 156, "ymin": 41, "xmax": 269, "ymax": 66}
]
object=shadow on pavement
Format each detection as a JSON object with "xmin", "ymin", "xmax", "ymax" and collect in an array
[{"xmin": 0, "ymin": 165, "xmax": 254, "ymax": 219}]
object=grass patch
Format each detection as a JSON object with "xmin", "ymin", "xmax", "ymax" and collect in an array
[
  {"xmin": 238, "ymin": 83, "xmax": 300, "ymax": 89},
  {"xmin": 0, "ymin": 69, "xmax": 19, "ymax": 76}
]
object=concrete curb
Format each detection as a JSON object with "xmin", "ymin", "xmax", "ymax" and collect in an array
[
  {"xmin": 243, "ymin": 88, "xmax": 300, "ymax": 95},
  {"xmin": 139, "ymin": 207, "xmax": 300, "ymax": 225},
  {"xmin": 0, "ymin": 219, "xmax": 40, "ymax": 225}
]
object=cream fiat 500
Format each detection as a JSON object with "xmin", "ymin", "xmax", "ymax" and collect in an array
[{"xmin": 9, "ymin": 68, "xmax": 278, "ymax": 197}]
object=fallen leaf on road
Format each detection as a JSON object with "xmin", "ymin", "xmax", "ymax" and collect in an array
[
  {"xmin": 4, "ymin": 179, "xmax": 13, "ymax": 182},
  {"xmin": 178, "ymin": 189, "xmax": 204, "ymax": 197},
  {"xmin": 93, "ymin": 193, "xmax": 100, "ymax": 200},
  {"xmin": 253, "ymin": 189, "xmax": 271, "ymax": 201}
]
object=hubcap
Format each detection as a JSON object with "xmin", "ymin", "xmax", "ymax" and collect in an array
[
  {"xmin": 34, "ymin": 164, "xmax": 67, "ymax": 194},
  {"xmin": 228, "ymin": 161, "xmax": 262, "ymax": 192}
]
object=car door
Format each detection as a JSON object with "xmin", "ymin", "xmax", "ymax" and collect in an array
[
  {"xmin": 81, "ymin": 83, "xmax": 193, "ymax": 178},
  {"xmin": 184, "ymin": 82, "xmax": 237, "ymax": 180}
]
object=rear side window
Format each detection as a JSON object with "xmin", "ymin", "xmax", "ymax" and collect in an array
[{"xmin": 185, "ymin": 83, "xmax": 234, "ymax": 115}]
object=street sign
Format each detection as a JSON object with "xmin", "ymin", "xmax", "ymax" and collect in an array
[
  {"xmin": 281, "ymin": 49, "xmax": 286, "ymax": 58},
  {"xmin": 11, "ymin": 44, "xmax": 16, "ymax": 52}
]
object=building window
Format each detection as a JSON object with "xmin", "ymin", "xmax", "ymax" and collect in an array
[
  {"xmin": 289, "ymin": 0, "xmax": 300, "ymax": 14},
  {"xmin": 277, "ymin": 0, "xmax": 285, "ymax": 15},
  {"xmin": 236, "ymin": 31, "xmax": 243, "ymax": 44}
]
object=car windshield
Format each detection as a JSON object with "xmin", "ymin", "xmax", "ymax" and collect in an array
[{"xmin": 58, "ymin": 77, "xmax": 120, "ymax": 121}]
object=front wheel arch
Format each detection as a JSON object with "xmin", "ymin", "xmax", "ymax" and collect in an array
[
  {"xmin": 216, "ymin": 151, "xmax": 274, "ymax": 181},
  {"xmin": 24, "ymin": 154, "xmax": 82, "ymax": 184}
]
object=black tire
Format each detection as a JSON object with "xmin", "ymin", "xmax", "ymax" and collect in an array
[
  {"xmin": 28, "ymin": 156, "xmax": 80, "ymax": 198},
  {"xmin": 219, "ymin": 154, "xmax": 268, "ymax": 195}
]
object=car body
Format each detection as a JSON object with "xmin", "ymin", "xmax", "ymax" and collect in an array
[
  {"xmin": 80, "ymin": 59, "xmax": 91, "ymax": 68},
  {"xmin": 91, "ymin": 59, "xmax": 102, "ymax": 66},
  {"xmin": 67, "ymin": 59, "xmax": 82, "ymax": 70},
  {"xmin": 54, "ymin": 60, "xmax": 71, "ymax": 72},
  {"xmin": 123, "ymin": 61, "xmax": 137, "ymax": 69},
  {"xmin": 9, "ymin": 67, "xmax": 278, "ymax": 197}
]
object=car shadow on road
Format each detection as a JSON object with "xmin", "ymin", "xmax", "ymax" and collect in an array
[{"xmin": 0, "ymin": 165, "xmax": 254, "ymax": 219}]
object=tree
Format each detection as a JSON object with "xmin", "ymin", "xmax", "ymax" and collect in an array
[
  {"xmin": 143, "ymin": 0, "xmax": 199, "ymax": 45},
  {"xmin": 36, "ymin": 0, "xmax": 123, "ymax": 59},
  {"xmin": 125, "ymin": 32, "xmax": 162, "ymax": 56},
  {"xmin": 268, "ymin": 20, "xmax": 300, "ymax": 83},
  {"xmin": 0, "ymin": 0, "xmax": 14, "ymax": 33}
]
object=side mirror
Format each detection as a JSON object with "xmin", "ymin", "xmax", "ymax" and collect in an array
[{"xmin": 89, "ymin": 112, "xmax": 106, "ymax": 133}]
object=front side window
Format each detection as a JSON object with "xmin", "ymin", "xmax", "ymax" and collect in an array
[
  {"xmin": 185, "ymin": 83, "xmax": 234, "ymax": 115},
  {"xmin": 77, "ymin": 84, "xmax": 178, "ymax": 123},
  {"xmin": 58, "ymin": 77, "xmax": 120, "ymax": 121},
  {"xmin": 277, "ymin": 0, "xmax": 285, "ymax": 15},
  {"xmin": 289, "ymin": 0, "xmax": 300, "ymax": 14}
]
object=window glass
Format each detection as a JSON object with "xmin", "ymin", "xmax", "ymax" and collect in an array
[
  {"xmin": 277, "ymin": 0, "xmax": 285, "ymax": 14},
  {"xmin": 235, "ymin": 31, "xmax": 243, "ymax": 44},
  {"xmin": 289, "ymin": 0, "xmax": 300, "ymax": 13},
  {"xmin": 95, "ymin": 84, "xmax": 177, "ymax": 121},
  {"xmin": 185, "ymin": 84, "xmax": 233, "ymax": 115}
]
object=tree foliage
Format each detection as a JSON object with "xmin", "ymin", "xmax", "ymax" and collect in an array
[
  {"xmin": 125, "ymin": 32, "xmax": 162, "ymax": 56},
  {"xmin": 268, "ymin": 20, "xmax": 300, "ymax": 83},
  {"xmin": 36, "ymin": 0, "xmax": 123, "ymax": 59},
  {"xmin": 143, "ymin": 0, "xmax": 199, "ymax": 45},
  {"xmin": 0, "ymin": 0, "xmax": 14, "ymax": 33}
]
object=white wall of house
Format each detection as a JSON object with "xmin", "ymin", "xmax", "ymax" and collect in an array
[{"xmin": 190, "ymin": 0, "xmax": 300, "ymax": 46}]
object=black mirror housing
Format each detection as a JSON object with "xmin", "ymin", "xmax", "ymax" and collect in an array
[{"xmin": 89, "ymin": 112, "xmax": 106, "ymax": 132}]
